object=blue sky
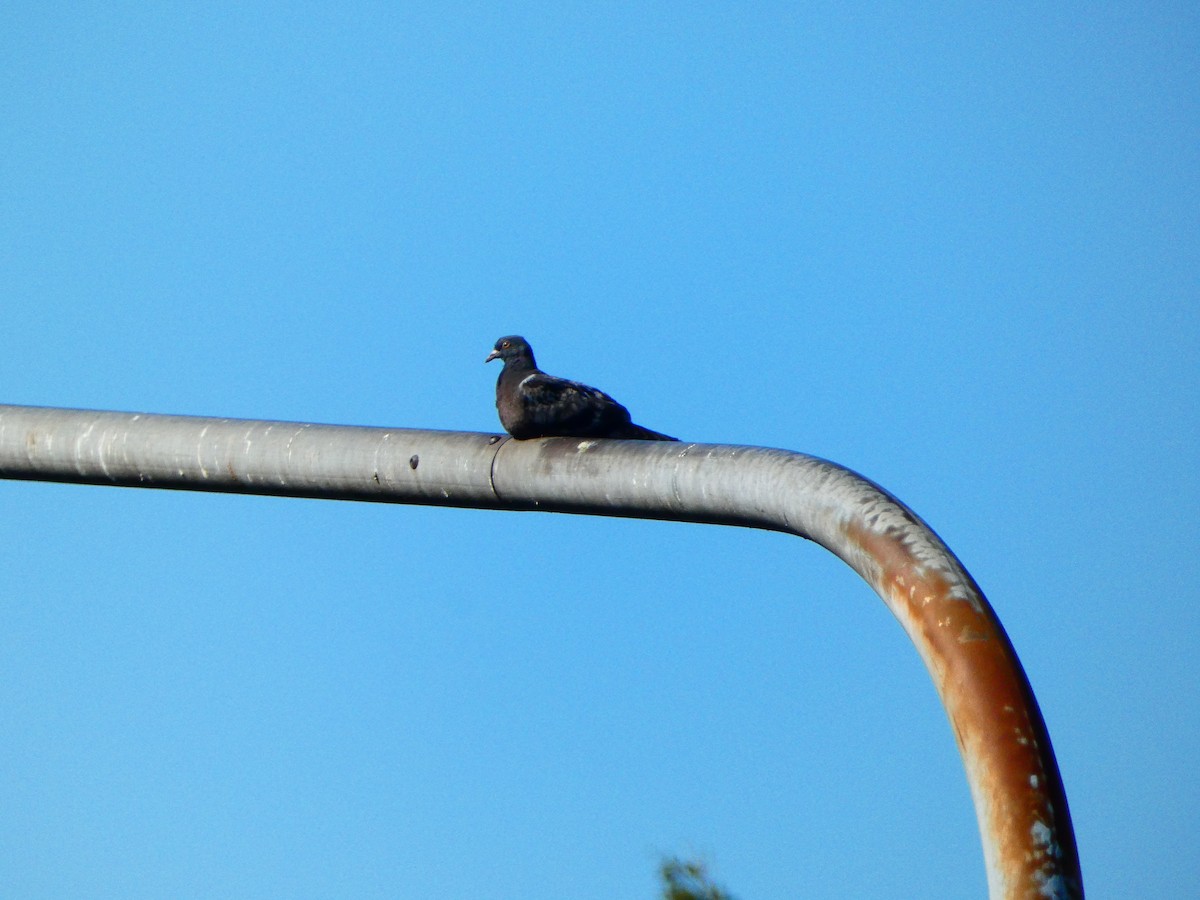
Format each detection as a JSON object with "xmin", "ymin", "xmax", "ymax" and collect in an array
[{"xmin": 1, "ymin": 4, "xmax": 1196, "ymax": 897}]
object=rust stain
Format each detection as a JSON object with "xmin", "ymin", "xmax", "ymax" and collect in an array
[{"xmin": 844, "ymin": 520, "xmax": 1076, "ymax": 898}]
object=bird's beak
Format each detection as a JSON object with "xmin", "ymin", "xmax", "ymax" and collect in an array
[{"xmin": 485, "ymin": 349, "xmax": 501, "ymax": 363}]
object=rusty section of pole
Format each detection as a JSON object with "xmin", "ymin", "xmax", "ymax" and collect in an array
[
  {"xmin": 0, "ymin": 404, "xmax": 1082, "ymax": 898},
  {"xmin": 842, "ymin": 520, "xmax": 1078, "ymax": 898}
]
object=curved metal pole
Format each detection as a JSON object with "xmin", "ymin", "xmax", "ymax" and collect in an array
[{"xmin": 0, "ymin": 403, "xmax": 1082, "ymax": 898}]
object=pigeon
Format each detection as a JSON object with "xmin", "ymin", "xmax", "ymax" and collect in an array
[{"xmin": 485, "ymin": 335, "xmax": 679, "ymax": 441}]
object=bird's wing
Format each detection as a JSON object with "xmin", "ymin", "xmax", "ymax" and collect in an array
[{"xmin": 517, "ymin": 372, "xmax": 631, "ymax": 435}]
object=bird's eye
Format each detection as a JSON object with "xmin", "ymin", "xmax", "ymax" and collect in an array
[{"xmin": 501, "ymin": 340, "xmax": 510, "ymax": 348}]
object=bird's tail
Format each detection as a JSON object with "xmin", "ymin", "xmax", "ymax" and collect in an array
[{"xmin": 613, "ymin": 423, "xmax": 680, "ymax": 441}]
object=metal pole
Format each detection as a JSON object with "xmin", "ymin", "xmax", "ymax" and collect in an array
[{"xmin": 0, "ymin": 403, "xmax": 1082, "ymax": 898}]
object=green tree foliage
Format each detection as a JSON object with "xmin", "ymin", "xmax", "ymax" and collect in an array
[{"xmin": 659, "ymin": 857, "xmax": 737, "ymax": 900}]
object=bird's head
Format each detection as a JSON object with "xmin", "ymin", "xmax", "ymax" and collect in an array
[{"xmin": 485, "ymin": 335, "xmax": 535, "ymax": 366}]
